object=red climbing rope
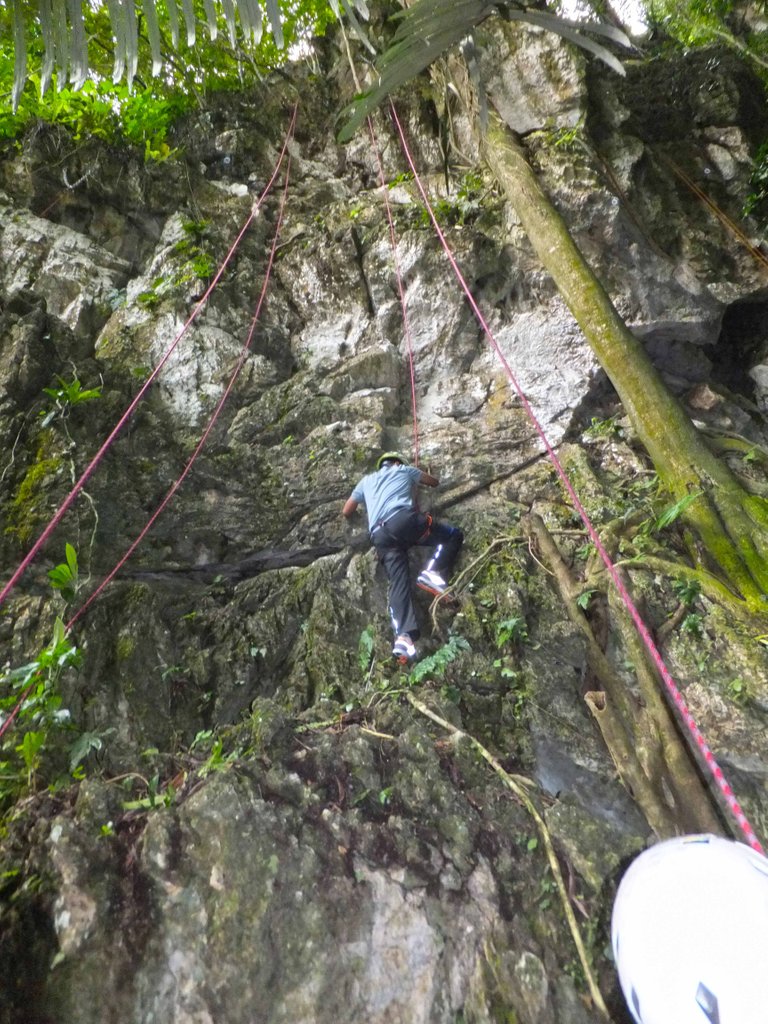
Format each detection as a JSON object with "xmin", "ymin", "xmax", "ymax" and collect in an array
[
  {"xmin": 0, "ymin": 109, "xmax": 297, "ymax": 743},
  {"xmin": 367, "ymin": 117, "xmax": 420, "ymax": 466},
  {"xmin": 0, "ymin": 103, "xmax": 298, "ymax": 612},
  {"xmin": 68, "ymin": 156, "xmax": 292, "ymax": 631},
  {"xmin": 389, "ymin": 101, "xmax": 765, "ymax": 855}
]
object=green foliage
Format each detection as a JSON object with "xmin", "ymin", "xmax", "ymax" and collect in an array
[
  {"xmin": 495, "ymin": 616, "xmax": 528, "ymax": 647},
  {"xmin": 47, "ymin": 543, "xmax": 79, "ymax": 603},
  {"xmin": 40, "ymin": 375, "xmax": 102, "ymax": 428},
  {"xmin": 726, "ymin": 676, "xmax": 751, "ymax": 704},
  {"xmin": 584, "ymin": 415, "xmax": 621, "ymax": 439},
  {"xmin": 653, "ymin": 491, "xmax": 703, "ymax": 531},
  {"xmin": 552, "ymin": 123, "xmax": 585, "ymax": 151},
  {"xmin": 0, "ymin": 0, "xmax": 336, "ymax": 154},
  {"xmin": 646, "ymin": 0, "xmax": 732, "ymax": 48},
  {"xmin": 121, "ymin": 772, "xmax": 176, "ymax": 810},
  {"xmin": 138, "ymin": 219, "xmax": 216, "ymax": 307},
  {"xmin": 0, "ymin": 616, "xmax": 82, "ymax": 813},
  {"xmin": 409, "ymin": 635, "xmax": 470, "ymax": 684},
  {"xmin": 190, "ymin": 728, "xmax": 237, "ymax": 776},
  {"xmin": 357, "ymin": 625, "xmax": 375, "ymax": 674},
  {"xmin": 680, "ymin": 612, "xmax": 704, "ymax": 637},
  {"xmin": 0, "ymin": 71, "xmax": 191, "ymax": 156},
  {"xmin": 492, "ymin": 656, "xmax": 518, "ymax": 680},
  {"xmin": 672, "ymin": 576, "xmax": 701, "ymax": 608},
  {"xmin": 68, "ymin": 730, "xmax": 110, "ymax": 772},
  {"xmin": 576, "ymin": 588, "xmax": 596, "ymax": 611}
]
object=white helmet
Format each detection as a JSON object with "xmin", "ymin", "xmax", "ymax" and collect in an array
[{"xmin": 611, "ymin": 834, "xmax": 768, "ymax": 1024}]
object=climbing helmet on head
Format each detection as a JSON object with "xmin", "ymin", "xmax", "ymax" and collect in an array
[{"xmin": 376, "ymin": 451, "xmax": 408, "ymax": 470}]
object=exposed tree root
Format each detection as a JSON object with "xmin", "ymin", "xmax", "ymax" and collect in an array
[{"xmin": 525, "ymin": 513, "xmax": 725, "ymax": 840}]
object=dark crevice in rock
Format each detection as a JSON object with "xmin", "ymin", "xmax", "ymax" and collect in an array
[
  {"xmin": 119, "ymin": 544, "xmax": 345, "ymax": 584},
  {"xmin": 711, "ymin": 292, "xmax": 768, "ymax": 401}
]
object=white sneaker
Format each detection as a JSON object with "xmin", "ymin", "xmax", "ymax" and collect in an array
[
  {"xmin": 392, "ymin": 635, "xmax": 417, "ymax": 662},
  {"xmin": 417, "ymin": 569, "xmax": 447, "ymax": 597}
]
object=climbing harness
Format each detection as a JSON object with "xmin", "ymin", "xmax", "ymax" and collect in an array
[{"xmin": 388, "ymin": 100, "xmax": 764, "ymax": 854}]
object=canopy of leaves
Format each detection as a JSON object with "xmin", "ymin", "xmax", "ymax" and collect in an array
[
  {"xmin": 0, "ymin": 0, "xmax": 335, "ymax": 151},
  {"xmin": 646, "ymin": 0, "xmax": 768, "ymax": 67},
  {"xmin": 1, "ymin": 0, "xmax": 346, "ymax": 113}
]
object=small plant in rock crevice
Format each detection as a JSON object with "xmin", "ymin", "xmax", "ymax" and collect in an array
[
  {"xmin": 39, "ymin": 375, "xmax": 102, "ymax": 429},
  {"xmin": 0, "ymin": 616, "xmax": 81, "ymax": 812},
  {"xmin": 0, "ymin": 545, "xmax": 100, "ymax": 815},
  {"xmin": 409, "ymin": 635, "xmax": 471, "ymax": 684}
]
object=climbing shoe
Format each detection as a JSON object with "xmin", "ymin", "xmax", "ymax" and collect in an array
[
  {"xmin": 416, "ymin": 569, "xmax": 448, "ymax": 597},
  {"xmin": 392, "ymin": 635, "xmax": 417, "ymax": 664}
]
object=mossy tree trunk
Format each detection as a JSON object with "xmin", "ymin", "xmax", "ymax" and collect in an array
[{"xmin": 481, "ymin": 111, "xmax": 768, "ymax": 612}]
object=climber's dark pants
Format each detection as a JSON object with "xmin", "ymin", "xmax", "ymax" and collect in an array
[{"xmin": 371, "ymin": 509, "xmax": 463, "ymax": 640}]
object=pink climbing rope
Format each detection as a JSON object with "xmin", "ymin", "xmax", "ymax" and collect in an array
[
  {"xmin": 367, "ymin": 117, "xmax": 420, "ymax": 466},
  {"xmin": 0, "ymin": 103, "xmax": 298, "ymax": 612},
  {"xmin": 389, "ymin": 101, "xmax": 765, "ymax": 855},
  {"xmin": 67, "ymin": 157, "xmax": 292, "ymax": 631},
  {"xmin": 0, "ymin": 111, "xmax": 296, "ymax": 743}
]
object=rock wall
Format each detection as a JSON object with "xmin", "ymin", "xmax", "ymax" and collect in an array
[{"xmin": 1, "ymin": 19, "xmax": 768, "ymax": 1024}]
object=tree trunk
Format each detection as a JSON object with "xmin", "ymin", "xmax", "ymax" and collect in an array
[{"xmin": 481, "ymin": 111, "xmax": 768, "ymax": 611}]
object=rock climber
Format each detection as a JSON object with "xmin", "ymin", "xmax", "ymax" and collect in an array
[{"xmin": 342, "ymin": 451, "xmax": 464, "ymax": 663}]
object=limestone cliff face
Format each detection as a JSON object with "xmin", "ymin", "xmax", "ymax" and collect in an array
[{"xmin": 1, "ymin": 20, "xmax": 768, "ymax": 1024}]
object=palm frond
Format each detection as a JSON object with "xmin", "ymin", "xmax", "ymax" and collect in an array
[
  {"xmin": 503, "ymin": 8, "xmax": 630, "ymax": 76},
  {"xmin": 264, "ymin": 0, "xmax": 284, "ymax": 49},
  {"xmin": 337, "ymin": 0, "xmax": 633, "ymax": 143},
  {"xmin": 68, "ymin": 0, "xmax": 88, "ymax": 89},
  {"xmin": 165, "ymin": 0, "xmax": 181, "ymax": 49},
  {"xmin": 104, "ymin": 0, "xmax": 124, "ymax": 82},
  {"xmin": 221, "ymin": 0, "xmax": 239, "ymax": 46},
  {"xmin": 202, "ymin": 0, "xmax": 219, "ymax": 41},
  {"xmin": 11, "ymin": 0, "xmax": 27, "ymax": 111},
  {"xmin": 338, "ymin": 0, "xmax": 375, "ymax": 53},
  {"xmin": 337, "ymin": 0, "xmax": 497, "ymax": 142},
  {"xmin": 39, "ymin": 0, "xmax": 56, "ymax": 94},
  {"xmin": 124, "ymin": 0, "xmax": 139, "ymax": 89},
  {"xmin": 142, "ymin": 0, "xmax": 164, "ymax": 75},
  {"xmin": 180, "ymin": 0, "xmax": 197, "ymax": 47},
  {"xmin": 52, "ymin": 0, "xmax": 69, "ymax": 85}
]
